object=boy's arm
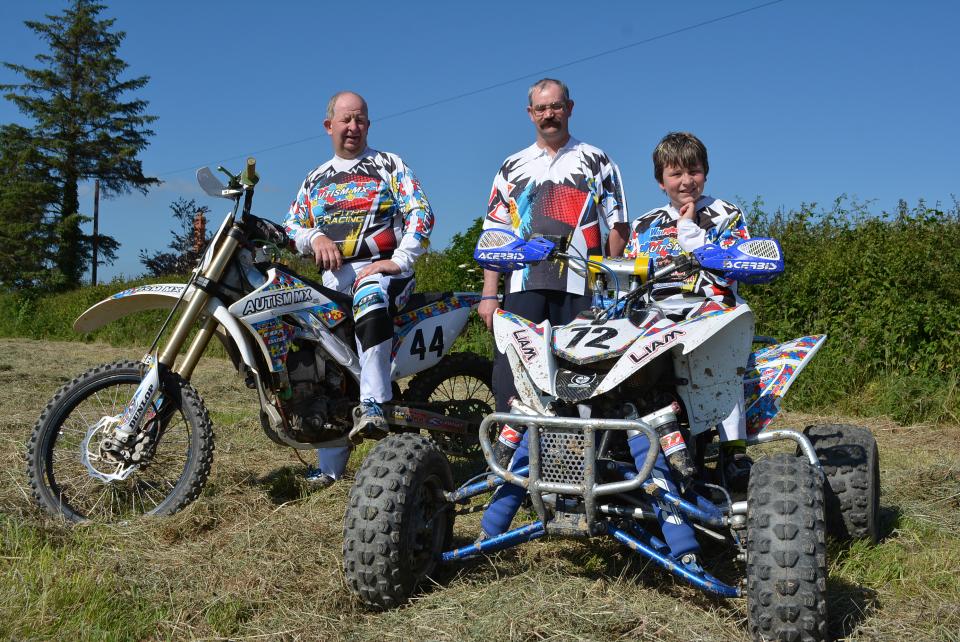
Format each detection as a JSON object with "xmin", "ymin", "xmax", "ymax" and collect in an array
[
  {"xmin": 677, "ymin": 202, "xmax": 708, "ymax": 251},
  {"xmin": 606, "ymin": 222, "xmax": 629, "ymax": 256},
  {"xmin": 676, "ymin": 200, "xmax": 750, "ymax": 251}
]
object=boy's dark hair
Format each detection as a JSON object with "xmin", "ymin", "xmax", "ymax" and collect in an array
[{"xmin": 653, "ymin": 132, "xmax": 709, "ymax": 183}]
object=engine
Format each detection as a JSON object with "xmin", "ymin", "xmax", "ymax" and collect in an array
[{"xmin": 280, "ymin": 345, "xmax": 353, "ymax": 443}]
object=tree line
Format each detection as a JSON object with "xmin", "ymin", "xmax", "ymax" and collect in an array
[{"xmin": 0, "ymin": 0, "xmax": 155, "ymax": 292}]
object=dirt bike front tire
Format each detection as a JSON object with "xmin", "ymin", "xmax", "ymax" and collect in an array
[{"xmin": 26, "ymin": 360, "xmax": 214, "ymax": 523}]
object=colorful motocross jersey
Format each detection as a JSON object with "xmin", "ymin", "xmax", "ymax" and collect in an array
[
  {"xmin": 284, "ymin": 148, "xmax": 434, "ymax": 273},
  {"xmin": 483, "ymin": 138, "xmax": 628, "ymax": 296},
  {"xmin": 624, "ymin": 196, "xmax": 750, "ymax": 314}
]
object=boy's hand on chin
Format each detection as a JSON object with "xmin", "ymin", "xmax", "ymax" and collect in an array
[{"xmin": 679, "ymin": 202, "xmax": 697, "ymax": 220}]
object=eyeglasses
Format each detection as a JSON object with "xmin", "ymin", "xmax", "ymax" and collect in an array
[{"xmin": 531, "ymin": 101, "xmax": 567, "ymax": 114}]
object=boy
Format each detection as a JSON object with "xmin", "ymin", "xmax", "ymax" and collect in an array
[{"xmin": 624, "ymin": 131, "xmax": 751, "ymax": 484}]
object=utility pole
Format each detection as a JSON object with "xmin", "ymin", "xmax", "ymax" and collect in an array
[{"xmin": 91, "ymin": 179, "xmax": 100, "ymax": 286}]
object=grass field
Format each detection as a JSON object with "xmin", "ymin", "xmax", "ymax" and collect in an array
[{"xmin": 2, "ymin": 337, "xmax": 959, "ymax": 641}]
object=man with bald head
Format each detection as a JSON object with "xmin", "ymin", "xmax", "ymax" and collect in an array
[{"xmin": 284, "ymin": 91, "xmax": 435, "ymax": 487}]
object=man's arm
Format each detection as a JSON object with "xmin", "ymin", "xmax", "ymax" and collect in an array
[
  {"xmin": 359, "ymin": 159, "xmax": 435, "ymax": 280},
  {"xmin": 477, "ymin": 165, "xmax": 515, "ymax": 330},
  {"xmin": 478, "ymin": 269, "xmax": 501, "ymax": 330},
  {"xmin": 284, "ymin": 177, "xmax": 343, "ymax": 271},
  {"xmin": 599, "ymin": 154, "xmax": 629, "ymax": 256}
]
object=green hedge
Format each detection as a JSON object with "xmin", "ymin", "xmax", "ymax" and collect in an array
[
  {"xmin": 3, "ymin": 199, "xmax": 957, "ymax": 424},
  {"xmin": 743, "ymin": 197, "xmax": 960, "ymax": 423}
]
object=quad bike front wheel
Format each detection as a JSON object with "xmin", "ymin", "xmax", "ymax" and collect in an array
[
  {"xmin": 802, "ymin": 423, "xmax": 881, "ymax": 543},
  {"xmin": 26, "ymin": 360, "xmax": 214, "ymax": 523},
  {"xmin": 746, "ymin": 453, "xmax": 828, "ymax": 642},
  {"xmin": 404, "ymin": 351, "xmax": 494, "ymax": 458},
  {"xmin": 343, "ymin": 433, "xmax": 454, "ymax": 609}
]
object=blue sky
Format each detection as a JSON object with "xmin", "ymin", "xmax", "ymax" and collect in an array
[{"xmin": 1, "ymin": 0, "xmax": 957, "ymax": 282}]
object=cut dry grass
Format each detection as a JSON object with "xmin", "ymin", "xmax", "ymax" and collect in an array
[{"xmin": 2, "ymin": 338, "xmax": 959, "ymax": 640}]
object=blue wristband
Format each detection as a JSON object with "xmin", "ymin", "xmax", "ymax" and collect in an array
[{"xmin": 480, "ymin": 295, "xmax": 500, "ymax": 301}]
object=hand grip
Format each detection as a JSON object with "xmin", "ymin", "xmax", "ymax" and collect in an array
[{"xmin": 241, "ymin": 157, "xmax": 259, "ymax": 186}]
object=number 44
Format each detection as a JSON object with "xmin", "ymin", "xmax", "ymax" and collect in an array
[{"xmin": 410, "ymin": 326, "xmax": 444, "ymax": 360}]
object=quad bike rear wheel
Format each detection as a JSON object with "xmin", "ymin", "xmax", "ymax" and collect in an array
[
  {"xmin": 746, "ymin": 453, "xmax": 827, "ymax": 642},
  {"xmin": 343, "ymin": 433, "xmax": 454, "ymax": 609},
  {"xmin": 802, "ymin": 424, "xmax": 881, "ymax": 543},
  {"xmin": 26, "ymin": 360, "xmax": 214, "ymax": 523},
  {"xmin": 404, "ymin": 351, "xmax": 494, "ymax": 458}
]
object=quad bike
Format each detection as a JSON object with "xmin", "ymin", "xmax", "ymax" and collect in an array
[
  {"xmin": 342, "ymin": 229, "xmax": 880, "ymax": 642},
  {"xmin": 26, "ymin": 158, "xmax": 493, "ymax": 523}
]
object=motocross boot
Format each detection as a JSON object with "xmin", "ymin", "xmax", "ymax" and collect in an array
[
  {"xmin": 349, "ymin": 399, "xmax": 388, "ymax": 443},
  {"xmin": 304, "ymin": 469, "xmax": 336, "ymax": 489}
]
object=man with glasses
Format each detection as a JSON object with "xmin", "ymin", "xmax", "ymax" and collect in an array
[
  {"xmin": 284, "ymin": 90, "xmax": 435, "ymax": 488},
  {"xmin": 476, "ymin": 78, "xmax": 629, "ymax": 536}
]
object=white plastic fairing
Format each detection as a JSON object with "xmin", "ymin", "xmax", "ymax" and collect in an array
[
  {"xmin": 673, "ymin": 309, "xmax": 755, "ymax": 435},
  {"xmin": 492, "ymin": 311, "xmax": 556, "ymax": 395},
  {"xmin": 505, "ymin": 344, "xmax": 552, "ymax": 414},
  {"xmin": 391, "ymin": 307, "xmax": 472, "ymax": 379},
  {"xmin": 553, "ymin": 317, "xmax": 639, "ymax": 364},
  {"xmin": 594, "ymin": 305, "xmax": 753, "ymax": 399},
  {"xmin": 74, "ymin": 284, "xmax": 190, "ymax": 333}
]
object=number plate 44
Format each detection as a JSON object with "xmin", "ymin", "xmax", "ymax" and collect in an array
[{"xmin": 552, "ymin": 318, "xmax": 639, "ymax": 365}]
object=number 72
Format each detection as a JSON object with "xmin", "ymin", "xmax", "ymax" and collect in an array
[{"xmin": 565, "ymin": 326, "xmax": 618, "ymax": 350}]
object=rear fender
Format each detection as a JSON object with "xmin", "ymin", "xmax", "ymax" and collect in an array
[{"xmin": 743, "ymin": 335, "xmax": 826, "ymax": 435}]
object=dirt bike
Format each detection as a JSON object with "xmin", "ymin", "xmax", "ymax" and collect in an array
[
  {"xmin": 26, "ymin": 159, "xmax": 493, "ymax": 523},
  {"xmin": 342, "ymin": 229, "xmax": 880, "ymax": 642}
]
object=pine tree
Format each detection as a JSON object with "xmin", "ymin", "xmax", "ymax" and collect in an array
[
  {"xmin": 0, "ymin": 124, "xmax": 57, "ymax": 290},
  {"xmin": 1, "ymin": 0, "xmax": 158, "ymax": 288},
  {"xmin": 139, "ymin": 198, "xmax": 212, "ymax": 277}
]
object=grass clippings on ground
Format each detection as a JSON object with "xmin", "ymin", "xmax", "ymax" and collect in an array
[{"xmin": 2, "ymin": 338, "xmax": 959, "ymax": 640}]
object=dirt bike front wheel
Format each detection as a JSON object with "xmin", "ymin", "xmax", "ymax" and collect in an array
[{"xmin": 26, "ymin": 360, "xmax": 214, "ymax": 523}]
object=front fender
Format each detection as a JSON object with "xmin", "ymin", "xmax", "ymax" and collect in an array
[
  {"xmin": 74, "ymin": 283, "xmax": 192, "ymax": 333},
  {"xmin": 73, "ymin": 283, "xmax": 260, "ymax": 373}
]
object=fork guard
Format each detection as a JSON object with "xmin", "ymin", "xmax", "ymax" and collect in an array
[{"xmin": 478, "ymin": 411, "xmax": 660, "ymax": 536}]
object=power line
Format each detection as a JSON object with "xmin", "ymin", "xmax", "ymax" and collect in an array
[{"xmin": 157, "ymin": 0, "xmax": 788, "ymax": 178}]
